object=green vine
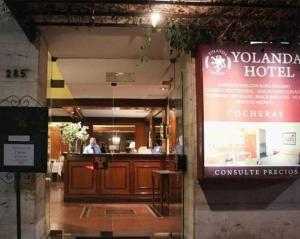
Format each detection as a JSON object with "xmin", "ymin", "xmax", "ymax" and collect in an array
[
  {"xmin": 164, "ymin": 21, "xmax": 212, "ymax": 53},
  {"xmin": 139, "ymin": 21, "xmax": 213, "ymax": 65},
  {"xmin": 139, "ymin": 33, "xmax": 152, "ymax": 65}
]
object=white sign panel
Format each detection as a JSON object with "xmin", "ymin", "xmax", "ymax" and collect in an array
[
  {"xmin": 4, "ymin": 144, "xmax": 34, "ymax": 166},
  {"xmin": 8, "ymin": 135, "xmax": 30, "ymax": 142}
]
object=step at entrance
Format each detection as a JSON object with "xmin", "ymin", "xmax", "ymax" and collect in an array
[
  {"xmin": 76, "ymin": 231, "xmax": 151, "ymax": 239},
  {"xmin": 75, "ymin": 237, "xmax": 151, "ymax": 239}
]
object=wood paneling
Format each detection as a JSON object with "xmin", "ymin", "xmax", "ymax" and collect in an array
[
  {"xmin": 85, "ymin": 117, "xmax": 147, "ymax": 125},
  {"xmin": 169, "ymin": 111, "xmax": 176, "ymax": 152},
  {"xmin": 64, "ymin": 154, "xmax": 176, "ymax": 201},
  {"xmin": 67, "ymin": 161, "xmax": 97, "ymax": 195},
  {"xmin": 49, "ymin": 127, "xmax": 68, "ymax": 159},
  {"xmin": 101, "ymin": 161, "xmax": 130, "ymax": 194},
  {"xmin": 134, "ymin": 161, "xmax": 161, "ymax": 194},
  {"xmin": 135, "ymin": 123, "xmax": 146, "ymax": 149}
]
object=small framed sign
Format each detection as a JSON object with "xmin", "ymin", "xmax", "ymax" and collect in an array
[
  {"xmin": 4, "ymin": 143, "xmax": 34, "ymax": 166},
  {"xmin": 0, "ymin": 107, "xmax": 48, "ymax": 172}
]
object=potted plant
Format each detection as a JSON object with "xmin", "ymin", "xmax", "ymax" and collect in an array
[{"xmin": 60, "ymin": 122, "xmax": 89, "ymax": 153}]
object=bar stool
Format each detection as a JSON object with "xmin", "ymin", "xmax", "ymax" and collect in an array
[{"xmin": 152, "ymin": 170, "xmax": 178, "ymax": 216}]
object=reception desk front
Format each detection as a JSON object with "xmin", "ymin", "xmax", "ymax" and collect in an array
[{"xmin": 63, "ymin": 153, "xmax": 177, "ymax": 202}]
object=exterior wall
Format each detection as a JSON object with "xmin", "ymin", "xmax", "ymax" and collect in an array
[
  {"xmin": 0, "ymin": 11, "xmax": 38, "ymax": 99},
  {"xmin": 181, "ymin": 53, "xmax": 300, "ymax": 239},
  {"xmin": 180, "ymin": 54, "xmax": 197, "ymax": 239},
  {"xmin": 0, "ymin": 2, "xmax": 47, "ymax": 238}
]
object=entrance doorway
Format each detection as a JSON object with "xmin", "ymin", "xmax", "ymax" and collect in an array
[{"xmin": 44, "ymin": 26, "xmax": 184, "ymax": 238}]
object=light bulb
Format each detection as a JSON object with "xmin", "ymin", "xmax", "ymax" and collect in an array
[
  {"xmin": 150, "ymin": 12, "xmax": 161, "ymax": 27},
  {"xmin": 112, "ymin": 136, "xmax": 120, "ymax": 145}
]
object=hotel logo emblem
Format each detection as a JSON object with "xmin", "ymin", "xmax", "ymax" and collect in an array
[{"xmin": 205, "ymin": 49, "xmax": 232, "ymax": 75}]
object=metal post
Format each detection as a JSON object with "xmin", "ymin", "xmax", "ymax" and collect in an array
[{"xmin": 15, "ymin": 172, "xmax": 21, "ymax": 239}]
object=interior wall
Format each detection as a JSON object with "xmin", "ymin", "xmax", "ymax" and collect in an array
[
  {"xmin": 181, "ymin": 53, "xmax": 300, "ymax": 239},
  {"xmin": 49, "ymin": 126, "xmax": 68, "ymax": 159},
  {"xmin": 135, "ymin": 123, "xmax": 147, "ymax": 149}
]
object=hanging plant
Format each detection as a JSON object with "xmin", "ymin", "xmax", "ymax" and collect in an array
[
  {"xmin": 138, "ymin": 33, "xmax": 152, "ymax": 65},
  {"xmin": 138, "ymin": 20, "xmax": 213, "ymax": 65},
  {"xmin": 164, "ymin": 21, "xmax": 212, "ymax": 53}
]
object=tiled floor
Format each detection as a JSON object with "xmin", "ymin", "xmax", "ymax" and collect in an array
[{"xmin": 47, "ymin": 182, "xmax": 182, "ymax": 238}]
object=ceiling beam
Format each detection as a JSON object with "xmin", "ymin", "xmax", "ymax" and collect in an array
[
  {"xmin": 5, "ymin": 0, "xmax": 300, "ymax": 43},
  {"xmin": 49, "ymin": 116, "xmax": 147, "ymax": 124},
  {"xmin": 4, "ymin": 1, "xmax": 37, "ymax": 42},
  {"xmin": 28, "ymin": 11, "xmax": 300, "ymax": 21},
  {"xmin": 49, "ymin": 116, "xmax": 72, "ymax": 122},
  {"xmin": 5, "ymin": 0, "xmax": 300, "ymax": 9},
  {"xmin": 47, "ymin": 98, "xmax": 168, "ymax": 108},
  {"xmin": 85, "ymin": 117, "xmax": 146, "ymax": 124},
  {"xmin": 35, "ymin": 22, "xmax": 156, "ymax": 28}
]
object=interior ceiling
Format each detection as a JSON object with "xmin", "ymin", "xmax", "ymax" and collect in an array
[
  {"xmin": 42, "ymin": 27, "xmax": 171, "ymax": 59},
  {"xmin": 56, "ymin": 59, "xmax": 172, "ymax": 98},
  {"xmin": 81, "ymin": 108, "xmax": 150, "ymax": 118},
  {"xmin": 43, "ymin": 27, "xmax": 173, "ymax": 100}
]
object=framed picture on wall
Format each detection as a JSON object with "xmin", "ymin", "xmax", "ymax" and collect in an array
[{"xmin": 282, "ymin": 132, "xmax": 296, "ymax": 145}]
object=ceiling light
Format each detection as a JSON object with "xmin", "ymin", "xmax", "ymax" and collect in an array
[
  {"xmin": 112, "ymin": 136, "xmax": 121, "ymax": 145},
  {"xmin": 150, "ymin": 12, "xmax": 161, "ymax": 27},
  {"xmin": 112, "ymin": 107, "xmax": 120, "ymax": 110},
  {"xmin": 160, "ymin": 86, "xmax": 167, "ymax": 91}
]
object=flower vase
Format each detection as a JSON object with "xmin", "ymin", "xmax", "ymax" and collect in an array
[{"xmin": 69, "ymin": 141, "xmax": 77, "ymax": 153}]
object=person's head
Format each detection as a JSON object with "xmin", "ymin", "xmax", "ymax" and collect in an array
[{"xmin": 89, "ymin": 137, "xmax": 97, "ymax": 147}]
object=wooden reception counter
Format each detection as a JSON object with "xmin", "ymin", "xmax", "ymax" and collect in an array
[{"xmin": 63, "ymin": 153, "xmax": 176, "ymax": 202}]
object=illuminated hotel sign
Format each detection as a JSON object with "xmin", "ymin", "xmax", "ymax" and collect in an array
[{"xmin": 198, "ymin": 44, "xmax": 300, "ymax": 178}]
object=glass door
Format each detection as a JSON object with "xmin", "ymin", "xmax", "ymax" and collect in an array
[{"xmin": 46, "ymin": 26, "xmax": 184, "ymax": 238}]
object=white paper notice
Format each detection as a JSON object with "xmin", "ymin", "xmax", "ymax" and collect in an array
[
  {"xmin": 8, "ymin": 135, "xmax": 30, "ymax": 142},
  {"xmin": 4, "ymin": 144, "xmax": 34, "ymax": 166}
]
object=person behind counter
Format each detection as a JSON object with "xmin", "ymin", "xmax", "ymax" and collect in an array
[
  {"xmin": 83, "ymin": 137, "xmax": 102, "ymax": 154},
  {"xmin": 100, "ymin": 143, "xmax": 106, "ymax": 153}
]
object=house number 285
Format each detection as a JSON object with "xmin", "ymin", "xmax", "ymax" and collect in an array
[{"xmin": 6, "ymin": 69, "xmax": 27, "ymax": 78}]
